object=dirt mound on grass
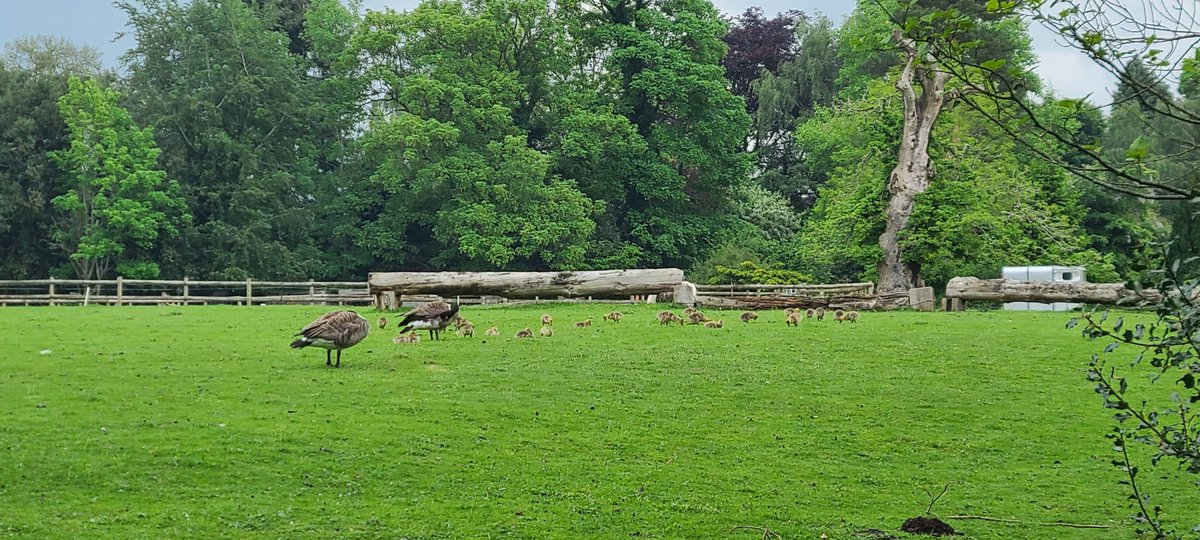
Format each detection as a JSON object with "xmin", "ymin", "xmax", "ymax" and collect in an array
[{"xmin": 900, "ymin": 516, "xmax": 957, "ymax": 536}]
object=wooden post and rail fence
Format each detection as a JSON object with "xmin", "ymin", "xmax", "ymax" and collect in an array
[
  {"xmin": 3, "ymin": 271, "xmax": 1174, "ymax": 310},
  {"xmin": 0, "ymin": 278, "xmax": 370, "ymax": 306}
]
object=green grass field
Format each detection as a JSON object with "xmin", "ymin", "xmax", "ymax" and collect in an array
[{"xmin": 1, "ymin": 304, "xmax": 1194, "ymax": 538}]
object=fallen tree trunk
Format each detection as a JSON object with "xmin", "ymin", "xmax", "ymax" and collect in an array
[
  {"xmin": 944, "ymin": 277, "xmax": 1161, "ymax": 306},
  {"xmin": 368, "ymin": 269, "xmax": 684, "ymax": 300}
]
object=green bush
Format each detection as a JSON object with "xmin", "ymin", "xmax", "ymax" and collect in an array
[{"xmin": 710, "ymin": 261, "xmax": 813, "ymax": 285}]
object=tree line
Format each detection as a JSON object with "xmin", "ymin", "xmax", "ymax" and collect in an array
[{"xmin": 0, "ymin": 0, "xmax": 1193, "ymax": 291}]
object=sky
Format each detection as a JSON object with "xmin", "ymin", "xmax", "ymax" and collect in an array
[{"xmin": 0, "ymin": 0, "xmax": 1115, "ymax": 101}]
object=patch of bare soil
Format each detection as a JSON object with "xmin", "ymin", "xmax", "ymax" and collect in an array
[{"xmin": 900, "ymin": 517, "xmax": 957, "ymax": 536}]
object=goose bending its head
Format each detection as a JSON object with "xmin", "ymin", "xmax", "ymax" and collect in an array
[
  {"xmin": 397, "ymin": 300, "xmax": 460, "ymax": 341},
  {"xmin": 290, "ymin": 310, "xmax": 370, "ymax": 368}
]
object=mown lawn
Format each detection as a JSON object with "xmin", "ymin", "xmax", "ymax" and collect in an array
[{"xmin": 0, "ymin": 304, "xmax": 1194, "ymax": 538}]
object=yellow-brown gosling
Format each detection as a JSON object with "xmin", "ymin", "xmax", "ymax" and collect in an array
[
  {"xmin": 833, "ymin": 309, "xmax": 846, "ymax": 322},
  {"xmin": 786, "ymin": 313, "xmax": 801, "ymax": 327},
  {"xmin": 457, "ymin": 322, "xmax": 475, "ymax": 337},
  {"xmin": 845, "ymin": 311, "xmax": 860, "ymax": 323},
  {"xmin": 485, "ymin": 326, "xmax": 500, "ymax": 336},
  {"xmin": 704, "ymin": 319, "xmax": 724, "ymax": 329},
  {"xmin": 539, "ymin": 325, "xmax": 553, "ymax": 337},
  {"xmin": 377, "ymin": 317, "xmax": 388, "ymax": 330},
  {"xmin": 739, "ymin": 311, "xmax": 759, "ymax": 323},
  {"xmin": 805, "ymin": 308, "xmax": 815, "ymax": 319},
  {"xmin": 814, "ymin": 307, "xmax": 826, "ymax": 321},
  {"xmin": 515, "ymin": 328, "xmax": 534, "ymax": 338},
  {"xmin": 541, "ymin": 314, "xmax": 553, "ymax": 326},
  {"xmin": 603, "ymin": 311, "xmax": 623, "ymax": 322}
]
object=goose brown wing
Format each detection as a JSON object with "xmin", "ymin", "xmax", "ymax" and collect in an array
[
  {"xmin": 298, "ymin": 310, "xmax": 362, "ymax": 341},
  {"xmin": 398, "ymin": 301, "xmax": 451, "ymax": 325}
]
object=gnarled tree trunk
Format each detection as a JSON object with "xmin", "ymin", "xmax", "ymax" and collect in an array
[{"xmin": 877, "ymin": 30, "xmax": 964, "ymax": 295}]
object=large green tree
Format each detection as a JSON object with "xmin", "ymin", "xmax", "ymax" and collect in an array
[
  {"xmin": 0, "ymin": 37, "xmax": 107, "ymax": 279},
  {"xmin": 51, "ymin": 77, "xmax": 188, "ymax": 280},
  {"xmin": 750, "ymin": 15, "xmax": 842, "ymax": 210},
  {"xmin": 344, "ymin": 1, "xmax": 596, "ymax": 271},
  {"xmin": 847, "ymin": 0, "xmax": 1036, "ymax": 294},
  {"xmin": 0, "ymin": 65, "xmax": 70, "ymax": 278},
  {"xmin": 120, "ymin": 0, "xmax": 331, "ymax": 279},
  {"xmin": 562, "ymin": 0, "xmax": 752, "ymax": 268},
  {"xmin": 793, "ymin": 79, "xmax": 1111, "ymax": 289}
]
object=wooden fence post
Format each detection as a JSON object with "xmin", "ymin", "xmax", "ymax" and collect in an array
[
  {"xmin": 245, "ymin": 278, "xmax": 253, "ymax": 306},
  {"xmin": 48, "ymin": 277, "xmax": 55, "ymax": 306},
  {"xmin": 116, "ymin": 277, "xmax": 124, "ymax": 306},
  {"xmin": 183, "ymin": 277, "xmax": 190, "ymax": 304},
  {"xmin": 309, "ymin": 279, "xmax": 315, "ymax": 299}
]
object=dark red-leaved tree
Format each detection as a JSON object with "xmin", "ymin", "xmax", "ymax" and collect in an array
[{"xmin": 722, "ymin": 7, "xmax": 805, "ymax": 113}]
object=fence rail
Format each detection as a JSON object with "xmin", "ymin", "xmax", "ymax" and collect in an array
[
  {"xmin": 694, "ymin": 282, "xmax": 875, "ymax": 296},
  {"xmin": 0, "ymin": 278, "xmax": 371, "ymax": 307}
]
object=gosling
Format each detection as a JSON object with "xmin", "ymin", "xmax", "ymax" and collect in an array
[
  {"xmin": 786, "ymin": 312, "xmax": 801, "ymax": 327},
  {"xmin": 804, "ymin": 308, "xmax": 815, "ymax": 319},
  {"xmin": 739, "ymin": 311, "xmax": 759, "ymax": 323},
  {"xmin": 485, "ymin": 326, "xmax": 500, "ymax": 336},
  {"xmin": 845, "ymin": 311, "xmax": 860, "ymax": 323},
  {"xmin": 457, "ymin": 322, "xmax": 475, "ymax": 337},
  {"xmin": 704, "ymin": 320, "xmax": 724, "ymax": 329},
  {"xmin": 687, "ymin": 311, "xmax": 709, "ymax": 325},
  {"xmin": 515, "ymin": 328, "xmax": 534, "ymax": 338},
  {"xmin": 657, "ymin": 310, "xmax": 683, "ymax": 325},
  {"xmin": 603, "ymin": 311, "xmax": 623, "ymax": 322},
  {"xmin": 833, "ymin": 309, "xmax": 846, "ymax": 322},
  {"xmin": 392, "ymin": 332, "xmax": 419, "ymax": 344},
  {"xmin": 814, "ymin": 308, "xmax": 826, "ymax": 321},
  {"xmin": 378, "ymin": 317, "xmax": 389, "ymax": 330},
  {"xmin": 539, "ymin": 326, "xmax": 553, "ymax": 337},
  {"xmin": 574, "ymin": 318, "xmax": 593, "ymax": 328},
  {"xmin": 541, "ymin": 314, "xmax": 553, "ymax": 326}
]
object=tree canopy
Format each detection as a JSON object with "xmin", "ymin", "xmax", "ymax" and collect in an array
[{"xmin": 0, "ymin": 0, "xmax": 1179, "ymax": 290}]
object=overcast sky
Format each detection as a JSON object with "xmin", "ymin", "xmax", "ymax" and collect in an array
[{"xmin": 0, "ymin": 0, "xmax": 1114, "ymax": 101}]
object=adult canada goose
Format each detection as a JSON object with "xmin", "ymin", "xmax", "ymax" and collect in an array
[
  {"xmin": 397, "ymin": 300, "xmax": 460, "ymax": 341},
  {"xmin": 291, "ymin": 310, "xmax": 370, "ymax": 368}
]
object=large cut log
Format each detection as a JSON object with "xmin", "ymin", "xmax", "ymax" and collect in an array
[
  {"xmin": 944, "ymin": 277, "xmax": 1161, "ymax": 306},
  {"xmin": 368, "ymin": 269, "xmax": 684, "ymax": 300}
]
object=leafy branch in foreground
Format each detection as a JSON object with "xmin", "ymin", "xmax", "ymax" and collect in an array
[{"xmin": 1071, "ymin": 248, "xmax": 1200, "ymax": 538}]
